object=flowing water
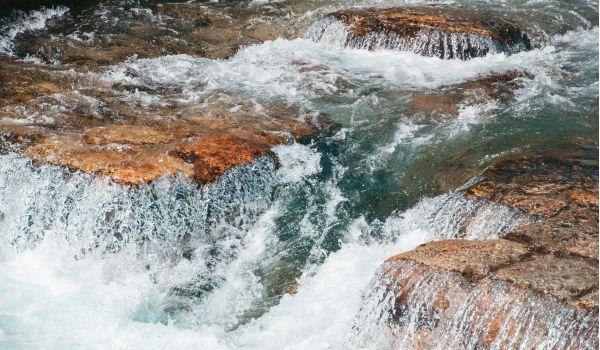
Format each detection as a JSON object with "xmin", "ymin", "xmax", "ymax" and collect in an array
[{"xmin": 0, "ymin": 0, "xmax": 598, "ymax": 349}]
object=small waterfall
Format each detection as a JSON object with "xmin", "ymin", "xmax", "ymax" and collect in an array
[
  {"xmin": 348, "ymin": 260, "xmax": 599, "ymax": 349},
  {"xmin": 305, "ymin": 16, "xmax": 531, "ymax": 59},
  {"xmin": 0, "ymin": 153, "xmax": 277, "ymax": 269},
  {"xmin": 380, "ymin": 184, "xmax": 534, "ymax": 243}
]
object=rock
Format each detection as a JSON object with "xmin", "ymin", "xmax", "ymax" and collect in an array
[
  {"xmin": 171, "ymin": 134, "xmax": 277, "ymax": 184},
  {"xmin": 465, "ymin": 150, "xmax": 599, "ymax": 223},
  {"xmin": 379, "ymin": 258, "xmax": 598, "ymax": 349},
  {"xmin": 82, "ymin": 125, "xmax": 184, "ymax": 145},
  {"xmin": 577, "ymin": 289, "xmax": 600, "ymax": 309},
  {"xmin": 504, "ymin": 222, "xmax": 599, "ymax": 259},
  {"xmin": 491, "ymin": 254, "xmax": 598, "ymax": 302},
  {"xmin": 324, "ymin": 7, "xmax": 532, "ymax": 59},
  {"xmin": 19, "ymin": 114, "xmax": 319, "ymax": 185},
  {"xmin": 386, "ymin": 239, "xmax": 529, "ymax": 277},
  {"xmin": 24, "ymin": 135, "xmax": 193, "ymax": 185},
  {"xmin": 10, "ymin": 1, "xmax": 302, "ymax": 65},
  {"xmin": 377, "ymin": 148, "xmax": 598, "ymax": 348},
  {"xmin": 0, "ymin": 56, "xmax": 329, "ymax": 185},
  {"xmin": 410, "ymin": 70, "xmax": 529, "ymax": 118}
]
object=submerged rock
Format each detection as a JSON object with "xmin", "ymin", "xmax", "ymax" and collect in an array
[
  {"xmin": 320, "ymin": 7, "xmax": 532, "ymax": 59},
  {"xmin": 410, "ymin": 70, "xmax": 530, "ymax": 118},
  {"xmin": 377, "ymin": 148, "xmax": 599, "ymax": 348},
  {"xmin": 8, "ymin": 1, "xmax": 301, "ymax": 65}
]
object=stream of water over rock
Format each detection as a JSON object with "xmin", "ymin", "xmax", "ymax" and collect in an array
[{"xmin": 0, "ymin": 0, "xmax": 597, "ymax": 349}]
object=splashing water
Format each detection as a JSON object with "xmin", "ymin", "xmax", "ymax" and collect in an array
[
  {"xmin": 305, "ymin": 16, "xmax": 530, "ymax": 59},
  {"xmin": 0, "ymin": 6, "xmax": 68, "ymax": 55},
  {"xmin": 0, "ymin": 0, "xmax": 598, "ymax": 349},
  {"xmin": 348, "ymin": 261, "xmax": 598, "ymax": 349}
]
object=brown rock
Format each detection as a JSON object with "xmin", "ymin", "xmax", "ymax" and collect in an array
[
  {"xmin": 24, "ymin": 135, "xmax": 194, "ymax": 185},
  {"xmin": 325, "ymin": 7, "xmax": 532, "ymax": 59},
  {"xmin": 504, "ymin": 222, "xmax": 599, "ymax": 259},
  {"xmin": 83, "ymin": 125, "xmax": 184, "ymax": 145},
  {"xmin": 410, "ymin": 70, "xmax": 528, "ymax": 118},
  {"xmin": 0, "ymin": 54, "xmax": 331, "ymax": 186},
  {"xmin": 377, "ymin": 258, "xmax": 598, "ymax": 349},
  {"xmin": 491, "ymin": 254, "xmax": 598, "ymax": 303},
  {"xmin": 11, "ymin": 1, "xmax": 300, "ymax": 65},
  {"xmin": 19, "ymin": 114, "xmax": 319, "ymax": 185},
  {"xmin": 386, "ymin": 239, "xmax": 528, "ymax": 277},
  {"xmin": 376, "ymin": 148, "xmax": 599, "ymax": 348},
  {"xmin": 577, "ymin": 289, "xmax": 599, "ymax": 309},
  {"xmin": 172, "ymin": 134, "xmax": 277, "ymax": 184},
  {"xmin": 466, "ymin": 151, "xmax": 599, "ymax": 221}
]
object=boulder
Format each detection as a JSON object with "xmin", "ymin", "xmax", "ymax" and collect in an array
[
  {"xmin": 323, "ymin": 7, "xmax": 532, "ymax": 59},
  {"xmin": 17, "ymin": 116, "xmax": 319, "ymax": 185},
  {"xmin": 377, "ymin": 148, "xmax": 599, "ymax": 348},
  {"xmin": 385, "ymin": 239, "xmax": 529, "ymax": 277},
  {"xmin": 380, "ymin": 258, "xmax": 598, "ymax": 349}
]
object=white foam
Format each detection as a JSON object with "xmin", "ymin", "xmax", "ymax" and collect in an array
[
  {"xmin": 272, "ymin": 143, "xmax": 322, "ymax": 183},
  {"xmin": 0, "ymin": 6, "xmax": 69, "ymax": 56},
  {"xmin": 100, "ymin": 37, "xmax": 546, "ymax": 108}
]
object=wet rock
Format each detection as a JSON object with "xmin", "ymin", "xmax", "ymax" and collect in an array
[
  {"xmin": 0, "ymin": 49, "xmax": 331, "ymax": 186},
  {"xmin": 410, "ymin": 70, "xmax": 529, "ymax": 118},
  {"xmin": 324, "ymin": 7, "xmax": 533, "ymax": 59},
  {"xmin": 504, "ymin": 222, "xmax": 599, "ymax": 259},
  {"xmin": 465, "ymin": 150, "xmax": 599, "ymax": 222},
  {"xmin": 171, "ymin": 133, "xmax": 277, "ymax": 184},
  {"xmin": 386, "ymin": 239, "xmax": 529, "ymax": 277},
  {"xmin": 25, "ymin": 135, "xmax": 195, "ymax": 185},
  {"xmin": 10, "ymin": 1, "xmax": 302, "ymax": 65},
  {"xmin": 378, "ymin": 148, "xmax": 599, "ymax": 348},
  {"xmin": 378, "ymin": 259, "xmax": 598, "ymax": 349},
  {"xmin": 491, "ymin": 254, "xmax": 598, "ymax": 302},
  {"xmin": 577, "ymin": 289, "xmax": 600, "ymax": 309},
  {"xmin": 19, "ymin": 115, "xmax": 317, "ymax": 185}
]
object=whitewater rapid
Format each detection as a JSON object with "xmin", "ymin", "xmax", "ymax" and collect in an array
[{"xmin": 0, "ymin": 1, "xmax": 598, "ymax": 349}]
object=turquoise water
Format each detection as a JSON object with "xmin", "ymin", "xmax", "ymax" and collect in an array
[{"xmin": 0, "ymin": 0, "xmax": 597, "ymax": 348}]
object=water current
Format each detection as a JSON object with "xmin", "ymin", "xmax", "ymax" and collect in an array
[{"xmin": 0, "ymin": 0, "xmax": 597, "ymax": 348}]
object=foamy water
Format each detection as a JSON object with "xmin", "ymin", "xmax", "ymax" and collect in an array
[
  {"xmin": 0, "ymin": 0, "xmax": 598, "ymax": 349},
  {"xmin": 0, "ymin": 6, "xmax": 69, "ymax": 55}
]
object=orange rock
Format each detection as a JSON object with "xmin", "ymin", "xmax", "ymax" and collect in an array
[
  {"xmin": 25, "ymin": 136, "xmax": 194, "ymax": 185},
  {"xmin": 83, "ymin": 125, "xmax": 184, "ymax": 145},
  {"xmin": 410, "ymin": 71, "xmax": 528, "ymax": 118},
  {"xmin": 172, "ymin": 134, "xmax": 277, "ymax": 183}
]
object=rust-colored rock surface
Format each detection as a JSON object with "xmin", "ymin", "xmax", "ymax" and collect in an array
[
  {"xmin": 12, "ymin": 114, "xmax": 319, "ymax": 185},
  {"xmin": 379, "ymin": 148, "xmax": 599, "ymax": 348},
  {"xmin": 0, "ymin": 56, "xmax": 328, "ymax": 185},
  {"xmin": 324, "ymin": 7, "xmax": 532, "ymax": 59},
  {"xmin": 379, "ymin": 258, "xmax": 598, "ymax": 349},
  {"xmin": 466, "ymin": 152, "xmax": 599, "ymax": 221}
]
